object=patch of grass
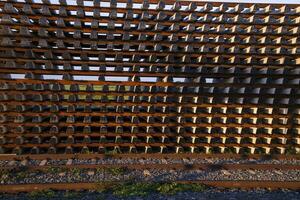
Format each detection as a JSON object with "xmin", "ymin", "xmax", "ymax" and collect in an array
[
  {"xmin": 23, "ymin": 182, "xmax": 208, "ymax": 199},
  {"xmin": 95, "ymin": 167, "xmax": 126, "ymax": 181},
  {"xmin": 187, "ymin": 183, "xmax": 207, "ymax": 192},
  {"xmin": 96, "ymin": 167, "xmax": 105, "ymax": 174},
  {"xmin": 28, "ymin": 189, "xmax": 55, "ymax": 199},
  {"xmin": 95, "ymin": 181, "xmax": 118, "ymax": 193},
  {"xmin": 47, "ymin": 166, "xmax": 64, "ymax": 174},
  {"xmin": 107, "ymin": 167, "xmax": 126, "ymax": 176},
  {"xmin": 95, "ymin": 193, "xmax": 107, "ymax": 200},
  {"xmin": 0, "ymin": 169, "xmax": 11, "ymax": 182},
  {"xmin": 112, "ymin": 182, "xmax": 158, "ymax": 197},
  {"xmin": 70, "ymin": 168, "xmax": 82, "ymax": 179},
  {"xmin": 15, "ymin": 171, "xmax": 27, "ymax": 180},
  {"xmin": 0, "ymin": 169, "xmax": 10, "ymax": 176},
  {"xmin": 110, "ymin": 182, "xmax": 207, "ymax": 197},
  {"xmin": 63, "ymin": 191, "xmax": 80, "ymax": 199},
  {"xmin": 157, "ymin": 183, "xmax": 207, "ymax": 195},
  {"xmin": 157, "ymin": 182, "xmax": 181, "ymax": 195}
]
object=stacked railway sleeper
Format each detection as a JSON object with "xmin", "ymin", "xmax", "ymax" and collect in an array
[{"xmin": 0, "ymin": 0, "xmax": 300, "ymax": 155}]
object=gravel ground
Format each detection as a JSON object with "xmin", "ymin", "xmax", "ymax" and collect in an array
[
  {"xmin": 0, "ymin": 189, "xmax": 299, "ymax": 200},
  {"xmin": 1, "ymin": 158, "xmax": 300, "ymax": 185},
  {"xmin": 2, "ymin": 158, "xmax": 300, "ymax": 167},
  {"xmin": 3, "ymin": 168, "xmax": 300, "ymax": 184}
]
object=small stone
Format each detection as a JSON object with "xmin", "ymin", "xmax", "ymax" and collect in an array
[
  {"xmin": 274, "ymin": 170, "xmax": 283, "ymax": 175},
  {"xmin": 91, "ymin": 159, "xmax": 96, "ymax": 164},
  {"xmin": 8, "ymin": 161, "xmax": 16, "ymax": 166},
  {"xmin": 58, "ymin": 172, "xmax": 65, "ymax": 177},
  {"xmin": 161, "ymin": 159, "xmax": 168, "ymax": 164},
  {"xmin": 88, "ymin": 171, "xmax": 95, "ymax": 176},
  {"xmin": 249, "ymin": 170, "xmax": 256, "ymax": 175},
  {"xmin": 20, "ymin": 160, "xmax": 28, "ymax": 166},
  {"xmin": 140, "ymin": 159, "xmax": 146, "ymax": 164},
  {"xmin": 66, "ymin": 159, "xmax": 72, "ymax": 165},
  {"xmin": 39, "ymin": 160, "xmax": 47, "ymax": 166},
  {"xmin": 205, "ymin": 158, "xmax": 213, "ymax": 163},
  {"xmin": 143, "ymin": 170, "xmax": 151, "ymax": 177},
  {"xmin": 221, "ymin": 170, "xmax": 231, "ymax": 176}
]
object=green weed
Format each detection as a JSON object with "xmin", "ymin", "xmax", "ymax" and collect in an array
[{"xmin": 28, "ymin": 189, "xmax": 55, "ymax": 199}]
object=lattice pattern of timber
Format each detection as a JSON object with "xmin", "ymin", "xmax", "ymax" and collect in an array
[{"xmin": 0, "ymin": 0, "xmax": 300, "ymax": 155}]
